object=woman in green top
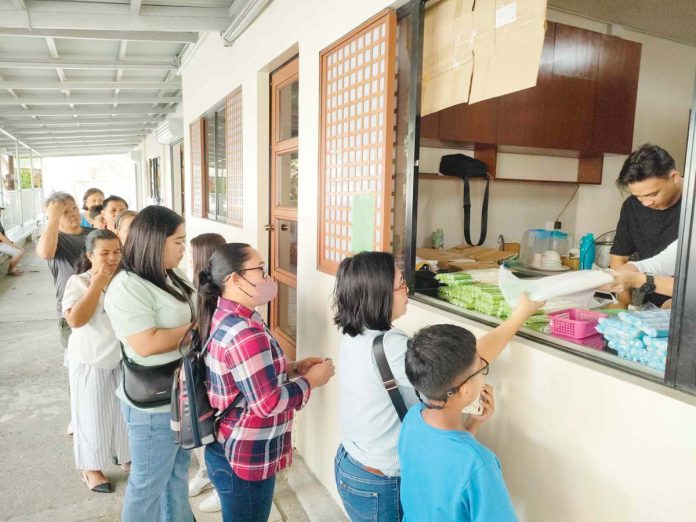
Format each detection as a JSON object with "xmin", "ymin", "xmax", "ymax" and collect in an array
[{"xmin": 104, "ymin": 205, "xmax": 194, "ymax": 522}]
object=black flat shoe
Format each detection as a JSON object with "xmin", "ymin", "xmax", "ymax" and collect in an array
[{"xmin": 82, "ymin": 472, "xmax": 112, "ymax": 493}]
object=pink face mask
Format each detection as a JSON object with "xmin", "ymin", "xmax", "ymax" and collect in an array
[{"xmin": 240, "ymin": 275, "xmax": 278, "ymax": 306}]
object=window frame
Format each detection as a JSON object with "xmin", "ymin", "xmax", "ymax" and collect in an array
[
  {"xmin": 205, "ymin": 104, "xmax": 228, "ymax": 223},
  {"xmin": 397, "ymin": 0, "xmax": 696, "ymax": 395}
]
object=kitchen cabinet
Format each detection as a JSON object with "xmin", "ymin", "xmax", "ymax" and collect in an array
[{"xmin": 419, "ymin": 21, "xmax": 642, "ymax": 179}]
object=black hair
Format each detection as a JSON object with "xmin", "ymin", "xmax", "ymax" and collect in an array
[
  {"xmin": 190, "ymin": 233, "xmax": 227, "ymax": 290},
  {"xmin": 102, "ymin": 195, "xmax": 128, "ymax": 210},
  {"xmin": 122, "ymin": 205, "xmax": 192, "ymax": 302},
  {"xmin": 89, "ymin": 204, "xmax": 104, "ymax": 220},
  {"xmin": 617, "ymin": 143, "xmax": 677, "ymax": 188},
  {"xmin": 332, "ymin": 251, "xmax": 396, "ymax": 337},
  {"xmin": 82, "ymin": 187, "xmax": 104, "ymax": 210},
  {"xmin": 114, "ymin": 210, "xmax": 137, "ymax": 230},
  {"xmin": 405, "ymin": 324, "xmax": 478, "ymax": 401},
  {"xmin": 76, "ymin": 228, "xmax": 120, "ymax": 273},
  {"xmin": 196, "ymin": 243, "xmax": 251, "ymax": 342}
]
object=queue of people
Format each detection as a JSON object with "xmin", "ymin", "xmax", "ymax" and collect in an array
[{"xmin": 30, "ymin": 141, "xmax": 684, "ymax": 522}]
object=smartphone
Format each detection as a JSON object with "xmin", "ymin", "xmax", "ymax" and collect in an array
[{"xmin": 462, "ymin": 394, "xmax": 483, "ymax": 415}]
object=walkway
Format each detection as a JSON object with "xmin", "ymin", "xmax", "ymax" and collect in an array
[{"xmin": 0, "ymin": 245, "xmax": 345, "ymax": 522}]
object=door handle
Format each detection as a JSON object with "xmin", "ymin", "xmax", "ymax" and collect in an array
[
  {"xmin": 264, "ymin": 223, "xmax": 275, "ymax": 232},
  {"xmin": 280, "ymin": 224, "xmax": 289, "ymax": 231}
]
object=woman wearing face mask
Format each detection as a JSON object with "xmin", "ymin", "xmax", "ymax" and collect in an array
[
  {"xmin": 104, "ymin": 206, "xmax": 194, "ymax": 522},
  {"xmin": 197, "ymin": 243, "xmax": 335, "ymax": 522},
  {"xmin": 63, "ymin": 229, "xmax": 129, "ymax": 493},
  {"xmin": 332, "ymin": 251, "xmax": 543, "ymax": 521}
]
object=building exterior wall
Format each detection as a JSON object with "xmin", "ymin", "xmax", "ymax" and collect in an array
[{"xmin": 166, "ymin": 1, "xmax": 696, "ymax": 520}]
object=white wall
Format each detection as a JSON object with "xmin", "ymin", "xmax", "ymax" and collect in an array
[
  {"xmin": 179, "ymin": 1, "xmax": 696, "ymax": 520},
  {"xmin": 417, "ymin": 7, "xmax": 696, "ymax": 250}
]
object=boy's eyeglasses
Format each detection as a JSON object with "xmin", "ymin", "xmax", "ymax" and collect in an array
[
  {"xmin": 394, "ymin": 278, "xmax": 408, "ymax": 292},
  {"xmin": 239, "ymin": 265, "xmax": 269, "ymax": 279},
  {"xmin": 416, "ymin": 357, "xmax": 489, "ymax": 410}
]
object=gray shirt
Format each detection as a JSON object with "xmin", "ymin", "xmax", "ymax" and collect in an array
[{"xmin": 48, "ymin": 228, "xmax": 91, "ymax": 315}]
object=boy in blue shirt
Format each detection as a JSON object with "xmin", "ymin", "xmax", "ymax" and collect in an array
[{"xmin": 399, "ymin": 324, "xmax": 518, "ymax": 522}]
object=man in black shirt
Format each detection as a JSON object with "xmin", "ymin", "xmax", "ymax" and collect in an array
[
  {"xmin": 610, "ymin": 144, "xmax": 682, "ymax": 305},
  {"xmin": 36, "ymin": 192, "xmax": 91, "ymax": 347}
]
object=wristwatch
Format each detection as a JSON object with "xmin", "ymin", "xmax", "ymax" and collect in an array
[
  {"xmin": 639, "ymin": 274, "xmax": 656, "ymax": 295},
  {"xmin": 631, "ymin": 274, "xmax": 656, "ymax": 307}
]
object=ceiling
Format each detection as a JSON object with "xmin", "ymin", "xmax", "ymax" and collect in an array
[
  {"xmin": 0, "ymin": 0, "xmax": 242, "ymax": 157},
  {"xmin": 549, "ymin": 0, "xmax": 696, "ymax": 47}
]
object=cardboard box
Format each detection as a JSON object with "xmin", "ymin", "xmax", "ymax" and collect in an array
[
  {"xmin": 469, "ymin": 0, "xmax": 547, "ymax": 103},
  {"xmin": 421, "ymin": 0, "xmax": 475, "ymax": 116},
  {"xmin": 421, "ymin": 0, "xmax": 547, "ymax": 110}
]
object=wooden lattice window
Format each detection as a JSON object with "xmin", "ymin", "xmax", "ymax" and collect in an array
[
  {"xmin": 225, "ymin": 87, "xmax": 243, "ymax": 227},
  {"xmin": 318, "ymin": 9, "xmax": 397, "ymax": 274},
  {"xmin": 189, "ymin": 118, "xmax": 207, "ymax": 218}
]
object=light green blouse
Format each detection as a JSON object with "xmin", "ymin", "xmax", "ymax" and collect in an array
[{"xmin": 105, "ymin": 269, "xmax": 193, "ymax": 412}]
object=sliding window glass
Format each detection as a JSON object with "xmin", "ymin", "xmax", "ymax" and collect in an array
[{"xmin": 206, "ymin": 106, "xmax": 227, "ymax": 221}]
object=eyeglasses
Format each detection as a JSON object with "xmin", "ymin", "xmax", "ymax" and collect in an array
[
  {"xmin": 394, "ymin": 277, "xmax": 408, "ymax": 293},
  {"xmin": 416, "ymin": 356, "xmax": 489, "ymax": 410},
  {"xmin": 239, "ymin": 265, "xmax": 269, "ymax": 279}
]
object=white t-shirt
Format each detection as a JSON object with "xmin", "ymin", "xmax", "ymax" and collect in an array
[
  {"xmin": 629, "ymin": 240, "xmax": 677, "ymax": 276},
  {"xmin": 104, "ymin": 269, "xmax": 193, "ymax": 411},
  {"xmin": 62, "ymin": 271, "xmax": 121, "ymax": 370},
  {"xmin": 339, "ymin": 328, "xmax": 419, "ymax": 477}
]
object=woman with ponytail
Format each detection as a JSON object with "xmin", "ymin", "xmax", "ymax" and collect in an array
[
  {"xmin": 62, "ymin": 228, "xmax": 128, "ymax": 493},
  {"xmin": 187, "ymin": 233, "xmax": 226, "ymax": 513},
  {"xmin": 197, "ymin": 243, "xmax": 335, "ymax": 522}
]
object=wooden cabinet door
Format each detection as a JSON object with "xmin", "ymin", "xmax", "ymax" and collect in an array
[
  {"xmin": 593, "ymin": 34, "xmax": 642, "ymax": 154},
  {"xmin": 439, "ymin": 97, "xmax": 498, "ymax": 144}
]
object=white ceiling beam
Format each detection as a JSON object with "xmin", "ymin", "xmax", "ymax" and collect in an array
[
  {"xmin": 0, "ymin": 116, "xmax": 165, "ymax": 124},
  {"xmin": 0, "ymin": 28, "xmax": 198, "ymax": 43},
  {"xmin": 0, "ymin": 95, "xmax": 181, "ymax": 105},
  {"xmin": 0, "ymin": 106, "xmax": 176, "ymax": 116},
  {"xmin": 0, "ymin": 81, "xmax": 183, "ymax": 90},
  {"xmin": 0, "ymin": 2, "xmax": 231, "ymax": 32},
  {"xmin": 130, "ymin": 0, "xmax": 143, "ymax": 16},
  {"xmin": 36, "ymin": 149, "xmax": 133, "ymax": 158},
  {"xmin": 23, "ymin": 134, "xmax": 146, "ymax": 142},
  {"xmin": 11, "ymin": 126, "xmax": 154, "ymax": 135},
  {"xmin": 0, "ymin": 58, "xmax": 177, "ymax": 70},
  {"xmin": 33, "ymin": 143, "xmax": 141, "ymax": 150}
]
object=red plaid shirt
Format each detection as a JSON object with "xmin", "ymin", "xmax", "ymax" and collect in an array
[{"xmin": 205, "ymin": 298, "xmax": 311, "ymax": 481}]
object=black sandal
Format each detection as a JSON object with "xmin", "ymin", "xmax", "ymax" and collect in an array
[{"xmin": 82, "ymin": 472, "xmax": 112, "ymax": 493}]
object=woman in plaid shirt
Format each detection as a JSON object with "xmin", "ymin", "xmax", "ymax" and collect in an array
[{"xmin": 196, "ymin": 243, "xmax": 335, "ymax": 522}]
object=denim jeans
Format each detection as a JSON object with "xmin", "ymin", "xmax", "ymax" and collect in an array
[
  {"xmin": 205, "ymin": 441, "xmax": 276, "ymax": 522},
  {"xmin": 120, "ymin": 402, "xmax": 193, "ymax": 522},
  {"xmin": 334, "ymin": 444, "xmax": 403, "ymax": 522}
]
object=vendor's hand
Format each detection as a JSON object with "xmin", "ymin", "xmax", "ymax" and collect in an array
[
  {"xmin": 661, "ymin": 299, "xmax": 672, "ymax": 310},
  {"xmin": 601, "ymin": 270, "xmax": 644, "ymax": 292},
  {"xmin": 305, "ymin": 358, "xmax": 335, "ymax": 388},
  {"xmin": 296, "ymin": 357, "xmax": 324, "ymax": 376},
  {"xmin": 46, "ymin": 200, "xmax": 66, "ymax": 222},
  {"xmin": 511, "ymin": 292, "xmax": 545, "ymax": 321}
]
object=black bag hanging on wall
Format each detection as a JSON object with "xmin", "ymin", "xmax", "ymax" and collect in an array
[{"xmin": 438, "ymin": 154, "xmax": 491, "ymax": 246}]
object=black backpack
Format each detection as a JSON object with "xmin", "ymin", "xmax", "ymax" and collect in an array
[{"xmin": 171, "ymin": 325, "xmax": 243, "ymax": 449}]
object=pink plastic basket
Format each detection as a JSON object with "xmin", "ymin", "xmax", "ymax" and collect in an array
[{"xmin": 549, "ymin": 309, "xmax": 608, "ymax": 339}]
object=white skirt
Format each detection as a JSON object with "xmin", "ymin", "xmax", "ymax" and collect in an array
[{"xmin": 68, "ymin": 360, "xmax": 130, "ymax": 470}]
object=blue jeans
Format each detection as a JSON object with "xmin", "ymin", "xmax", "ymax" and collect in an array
[
  {"xmin": 205, "ymin": 441, "xmax": 276, "ymax": 522},
  {"xmin": 334, "ymin": 444, "xmax": 403, "ymax": 522},
  {"xmin": 120, "ymin": 402, "xmax": 193, "ymax": 522}
]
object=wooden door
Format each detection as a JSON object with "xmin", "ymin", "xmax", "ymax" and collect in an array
[{"xmin": 269, "ymin": 58, "xmax": 299, "ymax": 359}]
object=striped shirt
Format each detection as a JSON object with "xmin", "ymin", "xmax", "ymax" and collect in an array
[{"xmin": 205, "ymin": 298, "xmax": 311, "ymax": 481}]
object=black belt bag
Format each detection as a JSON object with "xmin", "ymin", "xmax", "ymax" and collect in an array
[
  {"xmin": 120, "ymin": 276, "xmax": 194, "ymax": 409},
  {"xmin": 121, "ymin": 345, "xmax": 182, "ymax": 408}
]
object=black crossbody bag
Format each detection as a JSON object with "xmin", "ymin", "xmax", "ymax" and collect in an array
[
  {"xmin": 121, "ymin": 277, "xmax": 195, "ymax": 409},
  {"xmin": 372, "ymin": 334, "xmax": 408, "ymax": 421}
]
